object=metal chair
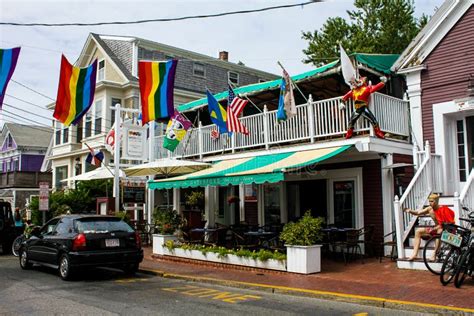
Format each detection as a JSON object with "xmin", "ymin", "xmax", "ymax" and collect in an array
[{"xmin": 379, "ymin": 231, "xmax": 397, "ymax": 262}]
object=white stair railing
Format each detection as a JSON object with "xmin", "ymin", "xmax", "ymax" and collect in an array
[
  {"xmin": 394, "ymin": 141, "xmax": 443, "ymax": 259},
  {"xmin": 454, "ymin": 168, "xmax": 474, "ymax": 227}
]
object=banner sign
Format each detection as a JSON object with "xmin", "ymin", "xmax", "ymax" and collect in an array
[
  {"xmin": 122, "ymin": 123, "xmax": 148, "ymax": 160},
  {"xmin": 39, "ymin": 182, "xmax": 49, "ymax": 211}
]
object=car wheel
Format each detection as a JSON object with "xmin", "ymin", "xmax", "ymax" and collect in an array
[
  {"xmin": 20, "ymin": 249, "xmax": 32, "ymax": 270},
  {"xmin": 123, "ymin": 263, "xmax": 139, "ymax": 275},
  {"xmin": 58, "ymin": 254, "xmax": 73, "ymax": 281}
]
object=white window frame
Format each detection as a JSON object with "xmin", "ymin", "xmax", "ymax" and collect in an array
[
  {"xmin": 193, "ymin": 62, "xmax": 206, "ymax": 78},
  {"xmin": 98, "ymin": 59, "xmax": 105, "ymax": 81},
  {"xmin": 228, "ymin": 71, "xmax": 239, "ymax": 85},
  {"xmin": 94, "ymin": 99, "xmax": 103, "ymax": 135}
]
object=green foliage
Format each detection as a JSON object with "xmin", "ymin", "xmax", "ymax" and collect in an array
[
  {"xmin": 153, "ymin": 207, "xmax": 183, "ymax": 234},
  {"xmin": 184, "ymin": 191, "xmax": 204, "ymax": 208},
  {"xmin": 164, "ymin": 242, "xmax": 286, "ymax": 262},
  {"xmin": 302, "ymin": 0, "xmax": 431, "ymax": 65},
  {"xmin": 279, "ymin": 211, "xmax": 324, "ymax": 246},
  {"xmin": 29, "ymin": 180, "xmax": 110, "ymax": 226},
  {"xmin": 116, "ymin": 211, "xmax": 131, "ymax": 224}
]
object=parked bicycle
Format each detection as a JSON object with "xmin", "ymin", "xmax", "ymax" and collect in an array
[
  {"xmin": 11, "ymin": 223, "xmax": 38, "ymax": 257},
  {"xmin": 439, "ymin": 209, "xmax": 473, "ymax": 285},
  {"xmin": 452, "ymin": 207, "xmax": 474, "ymax": 288}
]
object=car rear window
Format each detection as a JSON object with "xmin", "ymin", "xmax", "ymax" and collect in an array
[{"xmin": 75, "ymin": 218, "xmax": 134, "ymax": 233}]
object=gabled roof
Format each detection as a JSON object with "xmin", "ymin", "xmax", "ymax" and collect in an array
[
  {"xmin": 392, "ymin": 0, "xmax": 473, "ymax": 72},
  {"xmin": 1, "ymin": 123, "xmax": 52, "ymax": 149},
  {"xmin": 178, "ymin": 53, "xmax": 399, "ymax": 113}
]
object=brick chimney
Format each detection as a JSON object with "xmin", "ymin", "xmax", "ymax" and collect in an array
[{"xmin": 219, "ymin": 51, "xmax": 228, "ymax": 61}]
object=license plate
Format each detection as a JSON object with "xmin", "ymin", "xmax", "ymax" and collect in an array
[
  {"xmin": 441, "ymin": 231, "xmax": 462, "ymax": 248},
  {"xmin": 105, "ymin": 239, "xmax": 120, "ymax": 247}
]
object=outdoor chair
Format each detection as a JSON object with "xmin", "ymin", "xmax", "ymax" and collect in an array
[
  {"xmin": 379, "ymin": 231, "xmax": 397, "ymax": 262},
  {"xmin": 333, "ymin": 228, "xmax": 365, "ymax": 265},
  {"xmin": 358, "ymin": 225, "xmax": 376, "ymax": 257}
]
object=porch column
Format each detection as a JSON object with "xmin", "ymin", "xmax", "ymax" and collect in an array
[
  {"xmin": 403, "ymin": 68, "xmax": 424, "ymax": 149},
  {"xmin": 172, "ymin": 188, "xmax": 181, "ymax": 215},
  {"xmin": 280, "ymin": 182, "xmax": 288, "ymax": 223},
  {"xmin": 381, "ymin": 154, "xmax": 395, "ymax": 256},
  {"xmin": 238, "ymin": 184, "xmax": 245, "ymax": 223},
  {"xmin": 257, "ymin": 184, "xmax": 265, "ymax": 226},
  {"xmin": 204, "ymin": 186, "xmax": 217, "ymax": 228}
]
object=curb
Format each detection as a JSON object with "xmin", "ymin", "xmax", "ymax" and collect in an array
[{"xmin": 139, "ymin": 267, "xmax": 474, "ymax": 314}]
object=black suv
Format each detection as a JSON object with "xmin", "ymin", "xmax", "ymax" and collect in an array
[
  {"xmin": 0, "ymin": 202, "xmax": 15, "ymax": 254},
  {"xmin": 19, "ymin": 215, "xmax": 143, "ymax": 280}
]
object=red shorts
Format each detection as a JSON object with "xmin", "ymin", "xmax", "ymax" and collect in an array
[{"xmin": 426, "ymin": 227, "xmax": 439, "ymax": 236}]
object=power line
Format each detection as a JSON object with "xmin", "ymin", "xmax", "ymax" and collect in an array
[
  {"xmin": 11, "ymin": 79, "xmax": 55, "ymax": 101},
  {"xmin": 3, "ymin": 102, "xmax": 53, "ymax": 122},
  {"xmin": 0, "ymin": 1, "xmax": 323, "ymax": 27},
  {"xmin": 1, "ymin": 109, "xmax": 52, "ymax": 130},
  {"xmin": 6, "ymin": 94, "xmax": 52, "ymax": 112}
]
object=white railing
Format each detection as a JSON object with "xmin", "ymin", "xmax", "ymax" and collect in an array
[
  {"xmin": 454, "ymin": 168, "xmax": 474, "ymax": 227},
  {"xmin": 393, "ymin": 141, "xmax": 444, "ymax": 259},
  {"xmin": 154, "ymin": 92, "xmax": 410, "ymax": 159}
]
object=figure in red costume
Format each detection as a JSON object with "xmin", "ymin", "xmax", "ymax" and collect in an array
[{"xmin": 339, "ymin": 76, "xmax": 387, "ymax": 139}]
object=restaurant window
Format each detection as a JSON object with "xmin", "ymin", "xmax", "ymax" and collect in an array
[
  {"xmin": 97, "ymin": 59, "xmax": 105, "ymax": 81},
  {"xmin": 218, "ymin": 187, "xmax": 228, "ymax": 218},
  {"xmin": 193, "ymin": 62, "xmax": 205, "ymax": 78},
  {"xmin": 228, "ymin": 71, "xmax": 239, "ymax": 85},
  {"xmin": 264, "ymin": 184, "xmax": 280, "ymax": 225},
  {"xmin": 94, "ymin": 100, "xmax": 103, "ymax": 135},
  {"xmin": 333, "ymin": 180, "xmax": 355, "ymax": 228},
  {"xmin": 55, "ymin": 166, "xmax": 68, "ymax": 189}
]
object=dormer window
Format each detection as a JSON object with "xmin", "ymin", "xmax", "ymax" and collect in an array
[
  {"xmin": 6, "ymin": 134, "xmax": 13, "ymax": 148},
  {"xmin": 228, "ymin": 71, "xmax": 239, "ymax": 85},
  {"xmin": 193, "ymin": 62, "xmax": 206, "ymax": 78}
]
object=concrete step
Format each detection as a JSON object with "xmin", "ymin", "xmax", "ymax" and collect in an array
[
  {"xmin": 404, "ymin": 247, "xmax": 436, "ymax": 259},
  {"xmin": 397, "ymin": 258, "xmax": 440, "ymax": 271},
  {"xmin": 407, "ymin": 238, "xmax": 431, "ymax": 247}
]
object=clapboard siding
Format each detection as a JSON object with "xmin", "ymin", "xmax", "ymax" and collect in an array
[{"xmin": 421, "ymin": 5, "xmax": 474, "ymax": 151}]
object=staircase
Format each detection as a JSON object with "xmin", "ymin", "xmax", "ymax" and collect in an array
[{"xmin": 393, "ymin": 140, "xmax": 474, "ymax": 271}]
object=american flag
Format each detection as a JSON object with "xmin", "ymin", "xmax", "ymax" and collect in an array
[{"xmin": 226, "ymin": 85, "xmax": 249, "ymax": 135}]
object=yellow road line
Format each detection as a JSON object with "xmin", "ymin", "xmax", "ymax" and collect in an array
[{"xmin": 141, "ymin": 268, "xmax": 474, "ymax": 313}]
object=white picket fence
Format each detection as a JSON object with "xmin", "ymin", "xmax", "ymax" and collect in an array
[
  {"xmin": 454, "ymin": 168, "xmax": 474, "ymax": 227},
  {"xmin": 155, "ymin": 92, "xmax": 410, "ymax": 159}
]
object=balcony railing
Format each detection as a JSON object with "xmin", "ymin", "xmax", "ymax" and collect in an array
[
  {"xmin": 154, "ymin": 92, "xmax": 410, "ymax": 159},
  {"xmin": 0, "ymin": 171, "xmax": 52, "ymax": 188}
]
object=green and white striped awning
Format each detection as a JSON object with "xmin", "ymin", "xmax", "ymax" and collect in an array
[{"xmin": 148, "ymin": 145, "xmax": 351, "ymax": 190}]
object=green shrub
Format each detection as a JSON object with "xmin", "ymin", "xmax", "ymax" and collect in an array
[
  {"xmin": 153, "ymin": 207, "xmax": 183, "ymax": 235},
  {"xmin": 279, "ymin": 210, "xmax": 324, "ymax": 246},
  {"xmin": 184, "ymin": 191, "xmax": 204, "ymax": 208}
]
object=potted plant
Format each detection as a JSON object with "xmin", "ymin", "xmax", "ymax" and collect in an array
[
  {"xmin": 279, "ymin": 210, "xmax": 324, "ymax": 274},
  {"xmin": 185, "ymin": 191, "xmax": 204, "ymax": 211},
  {"xmin": 227, "ymin": 195, "xmax": 240, "ymax": 204},
  {"xmin": 152, "ymin": 207, "xmax": 183, "ymax": 255}
]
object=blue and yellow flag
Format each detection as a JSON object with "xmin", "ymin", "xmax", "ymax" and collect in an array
[{"xmin": 206, "ymin": 90, "xmax": 229, "ymax": 134}]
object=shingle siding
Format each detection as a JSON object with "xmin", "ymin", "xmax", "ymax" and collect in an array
[
  {"xmin": 102, "ymin": 39, "xmax": 134, "ymax": 77},
  {"xmin": 421, "ymin": 5, "xmax": 474, "ymax": 151}
]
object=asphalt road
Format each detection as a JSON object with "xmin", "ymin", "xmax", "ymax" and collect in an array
[{"xmin": 0, "ymin": 255, "xmax": 432, "ymax": 316}]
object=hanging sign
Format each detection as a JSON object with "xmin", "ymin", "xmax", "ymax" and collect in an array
[
  {"xmin": 122, "ymin": 122, "xmax": 148, "ymax": 160},
  {"xmin": 39, "ymin": 182, "xmax": 49, "ymax": 211}
]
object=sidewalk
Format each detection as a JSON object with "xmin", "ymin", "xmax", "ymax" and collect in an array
[{"xmin": 139, "ymin": 246, "xmax": 473, "ymax": 314}]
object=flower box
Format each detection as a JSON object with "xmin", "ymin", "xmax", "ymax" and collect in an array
[
  {"xmin": 152, "ymin": 234, "xmax": 178, "ymax": 255},
  {"xmin": 286, "ymin": 244, "xmax": 321, "ymax": 274},
  {"xmin": 163, "ymin": 247, "xmax": 286, "ymax": 271}
]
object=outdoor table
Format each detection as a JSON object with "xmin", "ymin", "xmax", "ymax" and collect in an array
[
  {"xmin": 191, "ymin": 228, "xmax": 219, "ymax": 244},
  {"xmin": 244, "ymin": 231, "xmax": 275, "ymax": 247}
]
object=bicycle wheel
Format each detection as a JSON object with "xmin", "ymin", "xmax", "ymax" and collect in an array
[
  {"xmin": 440, "ymin": 247, "xmax": 461, "ymax": 285},
  {"xmin": 11, "ymin": 235, "xmax": 24, "ymax": 257},
  {"xmin": 423, "ymin": 236, "xmax": 451, "ymax": 275},
  {"xmin": 454, "ymin": 251, "xmax": 472, "ymax": 288}
]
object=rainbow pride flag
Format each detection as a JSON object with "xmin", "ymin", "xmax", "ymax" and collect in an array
[
  {"xmin": 138, "ymin": 60, "xmax": 177, "ymax": 124},
  {"xmin": 0, "ymin": 47, "xmax": 21, "ymax": 109},
  {"xmin": 53, "ymin": 55, "xmax": 97, "ymax": 126}
]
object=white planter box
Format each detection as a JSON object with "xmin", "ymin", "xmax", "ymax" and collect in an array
[
  {"xmin": 163, "ymin": 247, "xmax": 286, "ymax": 271},
  {"xmin": 286, "ymin": 244, "xmax": 321, "ymax": 274},
  {"xmin": 152, "ymin": 234, "xmax": 178, "ymax": 255}
]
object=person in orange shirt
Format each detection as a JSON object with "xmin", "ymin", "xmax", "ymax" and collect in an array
[
  {"xmin": 339, "ymin": 76, "xmax": 387, "ymax": 139},
  {"xmin": 403, "ymin": 193, "xmax": 455, "ymax": 261}
]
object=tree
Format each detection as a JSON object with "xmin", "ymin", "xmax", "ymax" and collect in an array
[{"xmin": 302, "ymin": 0, "xmax": 430, "ymax": 66}]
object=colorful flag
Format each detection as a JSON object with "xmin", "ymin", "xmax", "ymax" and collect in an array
[
  {"xmin": 276, "ymin": 69, "xmax": 296, "ymax": 122},
  {"xmin": 138, "ymin": 60, "xmax": 177, "ymax": 124},
  {"xmin": 85, "ymin": 144, "xmax": 104, "ymax": 166},
  {"xmin": 163, "ymin": 112, "xmax": 192, "ymax": 152},
  {"xmin": 105, "ymin": 123, "xmax": 116, "ymax": 153},
  {"xmin": 206, "ymin": 90, "xmax": 228, "ymax": 134},
  {"xmin": 0, "ymin": 47, "xmax": 21, "ymax": 109},
  {"xmin": 53, "ymin": 55, "xmax": 98, "ymax": 126},
  {"xmin": 340, "ymin": 44, "xmax": 357, "ymax": 87},
  {"xmin": 226, "ymin": 85, "xmax": 249, "ymax": 135}
]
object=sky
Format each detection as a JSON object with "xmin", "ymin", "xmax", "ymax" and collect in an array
[{"xmin": 0, "ymin": 0, "xmax": 444, "ymax": 127}]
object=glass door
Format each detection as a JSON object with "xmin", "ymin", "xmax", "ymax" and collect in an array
[{"xmin": 333, "ymin": 180, "xmax": 355, "ymax": 228}]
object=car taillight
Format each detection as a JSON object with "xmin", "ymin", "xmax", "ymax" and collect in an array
[
  {"xmin": 135, "ymin": 232, "xmax": 142, "ymax": 249},
  {"xmin": 72, "ymin": 233, "xmax": 87, "ymax": 251}
]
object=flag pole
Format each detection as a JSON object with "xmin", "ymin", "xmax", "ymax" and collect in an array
[
  {"xmin": 277, "ymin": 61, "xmax": 308, "ymax": 103},
  {"xmin": 84, "ymin": 142, "xmax": 115, "ymax": 178},
  {"xmin": 228, "ymin": 81, "xmax": 263, "ymax": 113},
  {"xmin": 113, "ymin": 103, "xmax": 122, "ymax": 214}
]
